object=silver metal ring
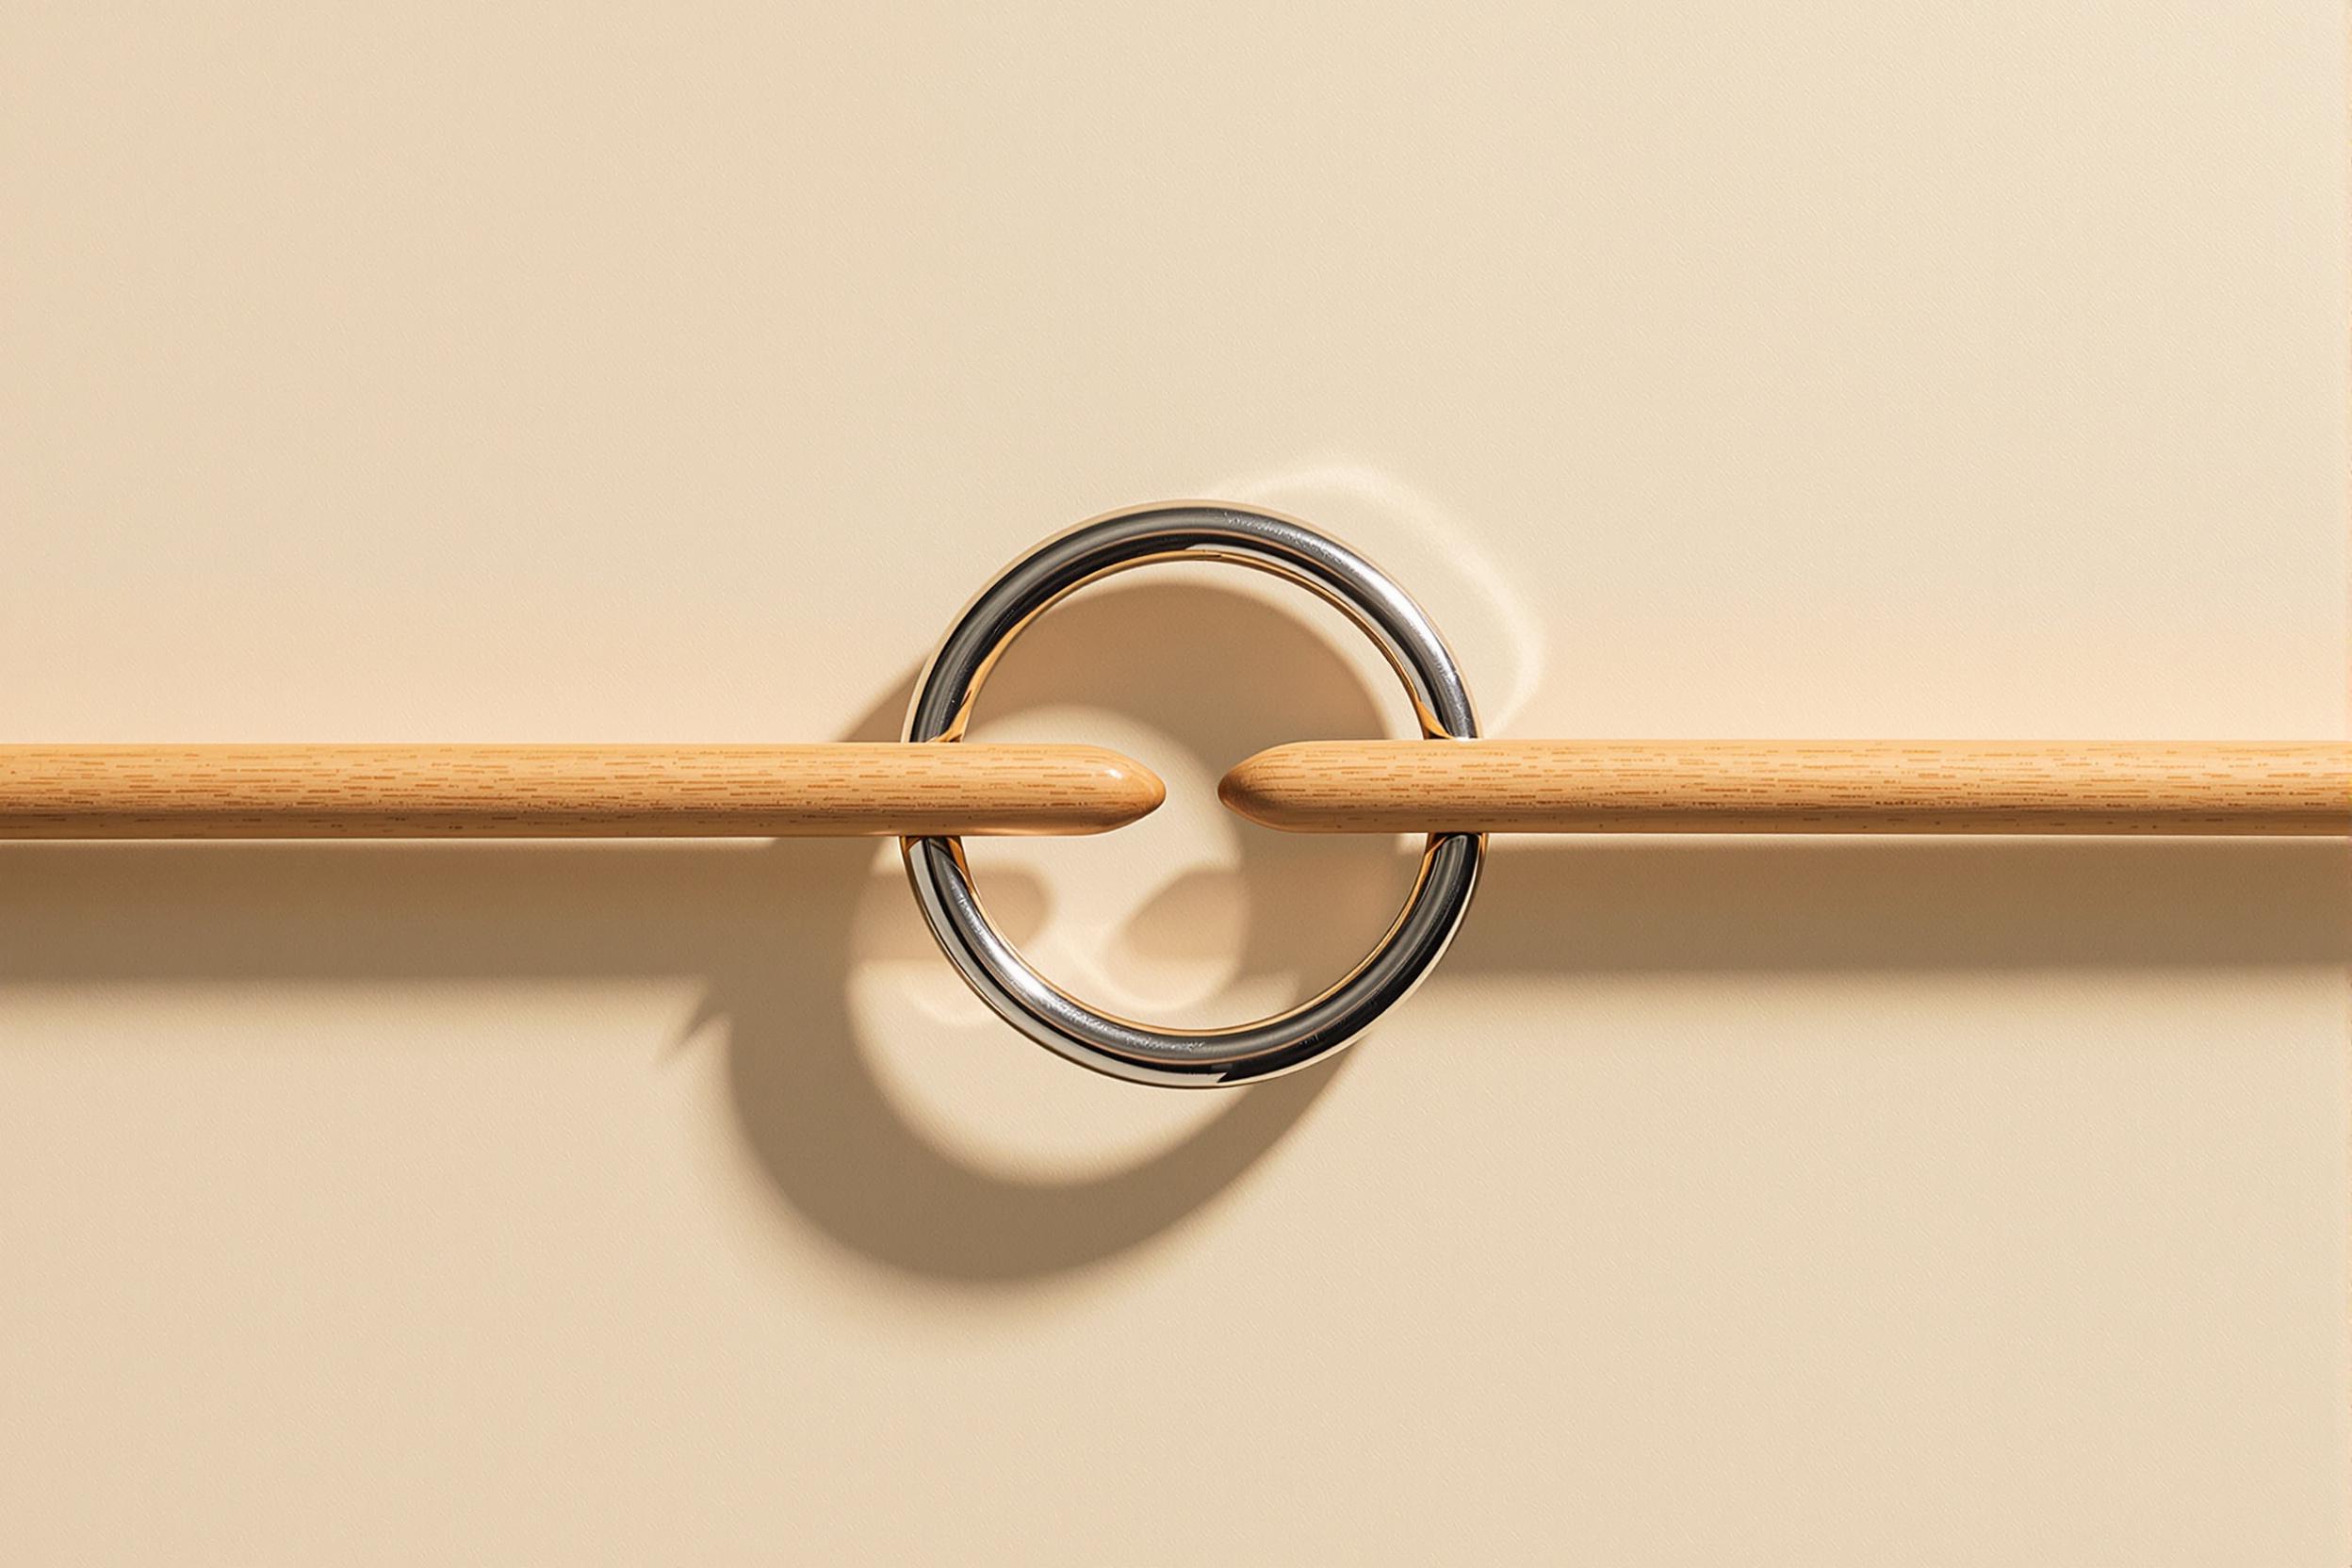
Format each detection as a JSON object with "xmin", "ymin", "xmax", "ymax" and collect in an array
[{"xmin": 902, "ymin": 501, "xmax": 1484, "ymax": 1087}]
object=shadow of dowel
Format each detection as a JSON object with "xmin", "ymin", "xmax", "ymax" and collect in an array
[
  {"xmin": 10, "ymin": 836, "xmax": 2340, "ymax": 988},
  {"xmin": 1125, "ymin": 836, "xmax": 2352, "ymax": 974},
  {"xmin": 1446, "ymin": 834, "xmax": 2352, "ymax": 972}
]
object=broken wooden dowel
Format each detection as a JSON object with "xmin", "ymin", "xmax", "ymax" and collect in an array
[
  {"xmin": 1217, "ymin": 740, "xmax": 2352, "ymax": 836},
  {"xmin": 0, "ymin": 743, "xmax": 1166, "ymax": 839}
]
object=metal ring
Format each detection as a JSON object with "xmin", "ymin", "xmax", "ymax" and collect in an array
[{"xmin": 902, "ymin": 501, "xmax": 1484, "ymax": 1087}]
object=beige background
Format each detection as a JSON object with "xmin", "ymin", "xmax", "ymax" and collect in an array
[{"xmin": 3, "ymin": 3, "xmax": 2346, "ymax": 1562}]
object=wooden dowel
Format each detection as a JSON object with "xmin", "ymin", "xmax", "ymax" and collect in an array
[
  {"xmin": 1218, "ymin": 741, "xmax": 2352, "ymax": 836},
  {"xmin": 0, "ymin": 744, "xmax": 1165, "ymax": 839}
]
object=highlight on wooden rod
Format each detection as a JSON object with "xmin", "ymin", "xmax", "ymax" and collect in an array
[
  {"xmin": 0, "ymin": 743, "xmax": 1166, "ymax": 840},
  {"xmin": 1218, "ymin": 740, "xmax": 2352, "ymax": 836}
]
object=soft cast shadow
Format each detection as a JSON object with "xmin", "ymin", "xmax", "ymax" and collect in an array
[
  {"xmin": 1443, "ymin": 835, "xmax": 2351, "ymax": 973},
  {"xmin": 4, "ymin": 576, "xmax": 2343, "ymax": 1282},
  {"xmin": 1129, "ymin": 836, "xmax": 2351, "ymax": 973},
  {"xmin": 0, "ymin": 579, "xmax": 1412, "ymax": 1284},
  {"xmin": 723, "ymin": 579, "xmax": 1415, "ymax": 1280}
]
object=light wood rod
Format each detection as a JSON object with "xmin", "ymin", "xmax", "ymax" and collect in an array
[
  {"xmin": 0, "ymin": 744, "xmax": 1165, "ymax": 839},
  {"xmin": 1218, "ymin": 740, "xmax": 2352, "ymax": 836}
]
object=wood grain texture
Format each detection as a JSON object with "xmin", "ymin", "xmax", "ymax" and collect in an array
[
  {"xmin": 0, "ymin": 744, "xmax": 1165, "ymax": 839},
  {"xmin": 1219, "ymin": 740, "xmax": 2352, "ymax": 835}
]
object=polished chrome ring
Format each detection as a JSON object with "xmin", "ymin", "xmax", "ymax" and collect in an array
[{"xmin": 902, "ymin": 501, "xmax": 1484, "ymax": 1087}]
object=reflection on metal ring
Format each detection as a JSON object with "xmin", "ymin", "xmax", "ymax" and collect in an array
[{"xmin": 901, "ymin": 501, "xmax": 1484, "ymax": 1087}]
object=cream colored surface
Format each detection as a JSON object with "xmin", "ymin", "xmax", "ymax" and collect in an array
[{"xmin": 1, "ymin": 4, "xmax": 2344, "ymax": 1563}]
